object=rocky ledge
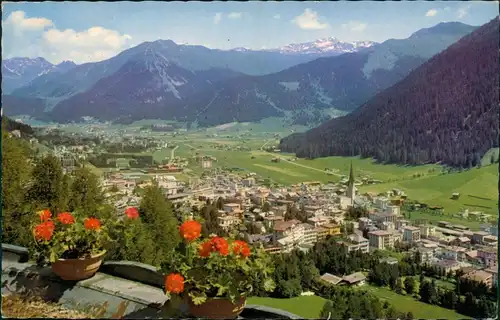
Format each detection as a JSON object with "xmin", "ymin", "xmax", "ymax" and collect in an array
[{"xmin": 1, "ymin": 243, "xmax": 301, "ymax": 319}]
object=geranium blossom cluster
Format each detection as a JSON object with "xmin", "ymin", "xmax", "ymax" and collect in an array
[
  {"xmin": 33, "ymin": 209, "xmax": 102, "ymax": 242},
  {"xmin": 32, "ymin": 207, "xmax": 140, "ymax": 242},
  {"xmin": 164, "ymin": 220, "xmax": 252, "ymax": 294}
]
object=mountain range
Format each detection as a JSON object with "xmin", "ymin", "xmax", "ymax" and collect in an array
[
  {"xmin": 264, "ymin": 38, "xmax": 377, "ymax": 55},
  {"xmin": 279, "ymin": 18, "xmax": 499, "ymax": 168},
  {"xmin": 2, "ymin": 58, "xmax": 77, "ymax": 94},
  {"xmin": 2, "ymin": 22, "xmax": 478, "ymax": 127}
]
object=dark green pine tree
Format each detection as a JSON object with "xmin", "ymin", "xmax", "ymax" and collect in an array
[
  {"xmin": 28, "ymin": 154, "xmax": 69, "ymax": 213},
  {"xmin": 69, "ymin": 166, "xmax": 105, "ymax": 217},
  {"xmin": 2, "ymin": 129, "xmax": 34, "ymax": 247},
  {"xmin": 139, "ymin": 181, "xmax": 180, "ymax": 266}
]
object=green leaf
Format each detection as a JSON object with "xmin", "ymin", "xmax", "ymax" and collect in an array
[
  {"xmin": 49, "ymin": 250, "xmax": 57, "ymax": 263},
  {"xmin": 189, "ymin": 292, "xmax": 207, "ymax": 305},
  {"xmin": 264, "ymin": 278, "xmax": 276, "ymax": 292}
]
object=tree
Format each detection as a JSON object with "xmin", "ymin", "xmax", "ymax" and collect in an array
[
  {"xmin": 298, "ymin": 255, "xmax": 320, "ymax": 290},
  {"xmin": 419, "ymin": 273, "xmax": 425, "ymax": 284},
  {"xmin": 262, "ymin": 201, "xmax": 271, "ymax": 213},
  {"xmin": 106, "ymin": 219, "xmax": 156, "ymax": 264},
  {"xmin": 419, "ymin": 280, "xmax": 432, "ymax": 303},
  {"xmin": 139, "ymin": 182, "xmax": 180, "ymax": 266},
  {"xmin": 201, "ymin": 203, "xmax": 224, "ymax": 236},
  {"xmin": 442, "ymin": 290, "xmax": 458, "ymax": 309},
  {"xmin": 477, "ymin": 296, "xmax": 496, "ymax": 318},
  {"xmin": 395, "ymin": 277, "xmax": 404, "ymax": 294},
  {"xmin": 346, "ymin": 206, "xmax": 368, "ymax": 220},
  {"xmin": 284, "ymin": 204, "xmax": 298, "ymax": 221},
  {"xmin": 69, "ymin": 167, "xmax": 105, "ymax": 217},
  {"xmin": 320, "ymin": 301, "xmax": 335, "ymax": 319},
  {"xmin": 28, "ymin": 154, "xmax": 68, "ymax": 213},
  {"xmin": 404, "ymin": 277, "xmax": 416, "ymax": 295},
  {"xmin": 215, "ymin": 197, "xmax": 224, "ymax": 210},
  {"xmin": 276, "ymin": 278, "xmax": 302, "ymax": 298},
  {"xmin": 2, "ymin": 130, "xmax": 34, "ymax": 247}
]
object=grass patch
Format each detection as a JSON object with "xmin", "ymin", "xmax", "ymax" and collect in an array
[
  {"xmin": 363, "ymin": 286, "xmax": 467, "ymax": 319},
  {"xmin": 361, "ymin": 165, "xmax": 498, "ymax": 218},
  {"xmin": 247, "ymin": 296, "xmax": 327, "ymax": 319},
  {"xmin": 253, "ymin": 164, "xmax": 307, "ymax": 177},
  {"xmin": 292, "ymin": 156, "xmax": 441, "ymax": 182},
  {"xmin": 130, "ymin": 135, "xmax": 498, "ymax": 223}
]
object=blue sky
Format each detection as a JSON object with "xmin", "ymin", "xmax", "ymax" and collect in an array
[{"xmin": 2, "ymin": 1, "xmax": 498, "ymax": 64}]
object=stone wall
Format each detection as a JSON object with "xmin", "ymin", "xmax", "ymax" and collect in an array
[{"xmin": 1, "ymin": 243, "xmax": 301, "ymax": 319}]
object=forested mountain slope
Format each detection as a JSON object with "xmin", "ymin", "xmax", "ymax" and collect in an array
[{"xmin": 280, "ymin": 18, "xmax": 499, "ymax": 168}]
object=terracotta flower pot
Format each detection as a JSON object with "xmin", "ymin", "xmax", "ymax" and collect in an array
[
  {"xmin": 188, "ymin": 296, "xmax": 246, "ymax": 319},
  {"xmin": 51, "ymin": 250, "xmax": 106, "ymax": 281}
]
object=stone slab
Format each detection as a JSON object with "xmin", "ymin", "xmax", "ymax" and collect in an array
[{"xmin": 80, "ymin": 273, "xmax": 168, "ymax": 305}]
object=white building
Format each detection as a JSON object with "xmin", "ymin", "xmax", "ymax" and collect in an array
[
  {"xmin": 218, "ymin": 215, "xmax": 241, "ymax": 230},
  {"xmin": 403, "ymin": 226, "xmax": 421, "ymax": 243}
]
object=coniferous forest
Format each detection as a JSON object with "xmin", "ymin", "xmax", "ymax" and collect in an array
[{"xmin": 280, "ymin": 18, "xmax": 499, "ymax": 168}]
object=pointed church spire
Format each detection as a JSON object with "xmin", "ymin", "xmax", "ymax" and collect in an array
[{"xmin": 348, "ymin": 161, "xmax": 354, "ymax": 185}]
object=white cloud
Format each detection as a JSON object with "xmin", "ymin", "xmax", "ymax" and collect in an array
[
  {"xmin": 341, "ymin": 20, "xmax": 367, "ymax": 32},
  {"xmin": 273, "ymin": 14, "xmax": 281, "ymax": 19},
  {"xmin": 292, "ymin": 9, "xmax": 329, "ymax": 30},
  {"xmin": 457, "ymin": 5, "xmax": 471, "ymax": 19},
  {"xmin": 4, "ymin": 10, "xmax": 53, "ymax": 31},
  {"xmin": 2, "ymin": 11, "xmax": 133, "ymax": 63},
  {"xmin": 227, "ymin": 12, "xmax": 242, "ymax": 19},
  {"xmin": 214, "ymin": 12, "xmax": 222, "ymax": 24},
  {"xmin": 425, "ymin": 9, "xmax": 438, "ymax": 17},
  {"xmin": 41, "ymin": 26, "xmax": 133, "ymax": 63}
]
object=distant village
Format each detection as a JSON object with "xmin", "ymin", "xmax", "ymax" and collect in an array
[
  {"xmin": 100, "ymin": 161, "xmax": 498, "ymax": 289},
  {"xmin": 22, "ymin": 126, "xmax": 498, "ymax": 290}
]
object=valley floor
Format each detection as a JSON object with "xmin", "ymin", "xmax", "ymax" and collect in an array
[
  {"xmin": 156, "ymin": 134, "xmax": 498, "ymax": 223},
  {"xmin": 55, "ymin": 123, "xmax": 498, "ymax": 229},
  {"xmin": 248, "ymin": 286, "xmax": 467, "ymax": 320}
]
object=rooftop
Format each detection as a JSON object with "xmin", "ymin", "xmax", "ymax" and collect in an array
[
  {"xmin": 320, "ymin": 273, "xmax": 342, "ymax": 285},
  {"xmin": 368, "ymin": 230, "xmax": 392, "ymax": 236},
  {"xmin": 473, "ymin": 231, "xmax": 489, "ymax": 236},
  {"xmin": 404, "ymin": 226, "xmax": 420, "ymax": 231},
  {"xmin": 342, "ymin": 272, "xmax": 366, "ymax": 284},
  {"xmin": 463, "ymin": 270, "xmax": 493, "ymax": 283},
  {"xmin": 432, "ymin": 259, "xmax": 460, "ymax": 268},
  {"xmin": 274, "ymin": 219, "xmax": 302, "ymax": 232}
]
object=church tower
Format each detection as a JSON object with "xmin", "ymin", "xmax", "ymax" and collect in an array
[{"xmin": 346, "ymin": 161, "xmax": 356, "ymax": 205}]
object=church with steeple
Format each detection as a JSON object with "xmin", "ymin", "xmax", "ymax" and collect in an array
[{"xmin": 346, "ymin": 161, "xmax": 357, "ymax": 206}]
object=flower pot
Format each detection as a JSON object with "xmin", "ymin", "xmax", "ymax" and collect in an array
[
  {"xmin": 188, "ymin": 296, "xmax": 246, "ymax": 319},
  {"xmin": 51, "ymin": 250, "xmax": 106, "ymax": 281}
]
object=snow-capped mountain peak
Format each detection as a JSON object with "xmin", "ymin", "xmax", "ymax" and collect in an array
[
  {"xmin": 267, "ymin": 38, "xmax": 377, "ymax": 55},
  {"xmin": 230, "ymin": 47, "xmax": 253, "ymax": 52},
  {"xmin": 2, "ymin": 57, "xmax": 77, "ymax": 93}
]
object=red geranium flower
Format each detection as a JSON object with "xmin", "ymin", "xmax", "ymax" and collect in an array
[
  {"xmin": 165, "ymin": 273, "xmax": 184, "ymax": 293},
  {"xmin": 57, "ymin": 212, "xmax": 75, "ymax": 225},
  {"xmin": 179, "ymin": 220, "xmax": 202, "ymax": 242},
  {"xmin": 240, "ymin": 246, "xmax": 251, "ymax": 258},
  {"xmin": 84, "ymin": 217, "xmax": 101, "ymax": 230},
  {"xmin": 38, "ymin": 209, "xmax": 52, "ymax": 222},
  {"xmin": 210, "ymin": 237, "xmax": 229, "ymax": 256},
  {"xmin": 33, "ymin": 221, "xmax": 55, "ymax": 241},
  {"xmin": 125, "ymin": 207, "xmax": 139, "ymax": 220},
  {"xmin": 232, "ymin": 240, "xmax": 251, "ymax": 258},
  {"xmin": 199, "ymin": 241, "xmax": 213, "ymax": 257}
]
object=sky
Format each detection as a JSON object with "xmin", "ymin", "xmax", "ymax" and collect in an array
[{"xmin": 2, "ymin": 1, "xmax": 498, "ymax": 64}]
